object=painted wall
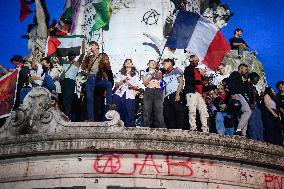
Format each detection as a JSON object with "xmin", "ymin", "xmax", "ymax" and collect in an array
[{"xmin": 0, "ymin": 153, "xmax": 284, "ymax": 189}]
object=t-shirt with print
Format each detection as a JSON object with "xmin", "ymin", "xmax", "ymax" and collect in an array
[{"xmin": 163, "ymin": 67, "xmax": 183, "ymax": 97}]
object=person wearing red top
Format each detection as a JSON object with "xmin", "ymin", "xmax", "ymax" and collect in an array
[{"xmin": 183, "ymin": 55, "xmax": 209, "ymax": 132}]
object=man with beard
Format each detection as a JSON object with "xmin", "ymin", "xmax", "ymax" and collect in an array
[
  {"xmin": 184, "ymin": 55, "xmax": 210, "ymax": 132},
  {"xmin": 227, "ymin": 63, "xmax": 252, "ymax": 136}
]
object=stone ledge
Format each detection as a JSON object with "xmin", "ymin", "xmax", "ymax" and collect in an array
[{"xmin": 0, "ymin": 127, "xmax": 283, "ymax": 170}]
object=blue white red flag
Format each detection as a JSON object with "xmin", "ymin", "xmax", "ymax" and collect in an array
[{"xmin": 165, "ymin": 11, "xmax": 230, "ymax": 70}]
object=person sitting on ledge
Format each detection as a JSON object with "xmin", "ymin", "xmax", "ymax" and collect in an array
[{"xmin": 229, "ymin": 28, "xmax": 249, "ymax": 57}]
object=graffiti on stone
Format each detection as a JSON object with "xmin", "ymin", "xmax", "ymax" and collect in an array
[
  {"xmin": 141, "ymin": 9, "xmax": 160, "ymax": 25},
  {"xmin": 264, "ymin": 174, "xmax": 284, "ymax": 189},
  {"xmin": 91, "ymin": 153, "xmax": 284, "ymax": 188},
  {"xmin": 93, "ymin": 153, "xmax": 215, "ymax": 177}
]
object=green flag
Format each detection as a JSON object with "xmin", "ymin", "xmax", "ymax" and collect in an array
[
  {"xmin": 91, "ymin": 0, "xmax": 112, "ymax": 32},
  {"xmin": 61, "ymin": 6, "xmax": 73, "ymax": 24}
]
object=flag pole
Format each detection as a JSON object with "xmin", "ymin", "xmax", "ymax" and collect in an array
[
  {"xmin": 157, "ymin": 44, "xmax": 167, "ymax": 64},
  {"xmin": 101, "ymin": 28, "xmax": 104, "ymax": 53}
]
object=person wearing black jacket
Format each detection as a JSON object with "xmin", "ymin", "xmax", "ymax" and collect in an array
[
  {"xmin": 9, "ymin": 55, "xmax": 30, "ymax": 110},
  {"xmin": 184, "ymin": 55, "xmax": 209, "ymax": 132},
  {"xmin": 227, "ymin": 64, "xmax": 252, "ymax": 136}
]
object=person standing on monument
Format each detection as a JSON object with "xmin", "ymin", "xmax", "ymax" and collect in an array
[
  {"xmin": 142, "ymin": 60, "xmax": 164, "ymax": 128},
  {"xmin": 162, "ymin": 58, "xmax": 185, "ymax": 129},
  {"xmin": 82, "ymin": 41, "xmax": 112, "ymax": 122},
  {"xmin": 113, "ymin": 59, "xmax": 140, "ymax": 127},
  {"xmin": 227, "ymin": 64, "xmax": 252, "ymax": 136},
  {"xmin": 183, "ymin": 55, "xmax": 209, "ymax": 132}
]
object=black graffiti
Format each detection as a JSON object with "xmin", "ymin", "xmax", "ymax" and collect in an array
[{"xmin": 141, "ymin": 9, "xmax": 160, "ymax": 25}]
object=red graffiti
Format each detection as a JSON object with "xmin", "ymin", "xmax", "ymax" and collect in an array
[
  {"xmin": 93, "ymin": 154, "xmax": 202, "ymax": 178},
  {"xmin": 137, "ymin": 154, "xmax": 162, "ymax": 175},
  {"xmin": 166, "ymin": 155, "xmax": 193, "ymax": 177},
  {"xmin": 264, "ymin": 174, "xmax": 284, "ymax": 189},
  {"xmin": 93, "ymin": 154, "xmax": 121, "ymax": 174}
]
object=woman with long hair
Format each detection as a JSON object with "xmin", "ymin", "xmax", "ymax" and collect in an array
[
  {"xmin": 113, "ymin": 59, "xmax": 139, "ymax": 127},
  {"xmin": 263, "ymin": 87, "xmax": 283, "ymax": 145}
]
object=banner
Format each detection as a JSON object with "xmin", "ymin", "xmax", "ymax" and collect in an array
[
  {"xmin": 0, "ymin": 70, "xmax": 18, "ymax": 118},
  {"xmin": 45, "ymin": 35, "xmax": 84, "ymax": 57}
]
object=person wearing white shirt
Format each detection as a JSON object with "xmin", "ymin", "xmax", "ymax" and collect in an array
[
  {"xmin": 113, "ymin": 59, "xmax": 140, "ymax": 127},
  {"xmin": 212, "ymin": 63, "xmax": 229, "ymax": 86}
]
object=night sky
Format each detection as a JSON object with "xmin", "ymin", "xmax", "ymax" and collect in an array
[{"xmin": 0, "ymin": 0, "xmax": 283, "ymax": 89}]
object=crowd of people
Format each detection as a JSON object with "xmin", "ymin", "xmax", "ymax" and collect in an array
[{"xmin": 0, "ymin": 24, "xmax": 283, "ymax": 146}]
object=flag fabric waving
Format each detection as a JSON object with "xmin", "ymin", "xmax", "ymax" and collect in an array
[
  {"xmin": 0, "ymin": 69, "xmax": 18, "ymax": 118},
  {"xmin": 165, "ymin": 10, "xmax": 230, "ymax": 70},
  {"xmin": 91, "ymin": 0, "xmax": 112, "ymax": 32},
  {"xmin": 19, "ymin": 0, "xmax": 32, "ymax": 22},
  {"xmin": 45, "ymin": 35, "xmax": 83, "ymax": 57}
]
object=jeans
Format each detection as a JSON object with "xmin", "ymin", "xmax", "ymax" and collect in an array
[
  {"xmin": 247, "ymin": 104, "xmax": 264, "ymax": 141},
  {"xmin": 163, "ymin": 92, "xmax": 185, "ymax": 129},
  {"xmin": 85, "ymin": 75, "xmax": 113, "ymax": 121},
  {"xmin": 215, "ymin": 112, "xmax": 234, "ymax": 136},
  {"xmin": 143, "ymin": 88, "xmax": 164, "ymax": 128},
  {"xmin": 113, "ymin": 93, "xmax": 136, "ymax": 127},
  {"xmin": 61, "ymin": 78, "xmax": 75, "ymax": 118}
]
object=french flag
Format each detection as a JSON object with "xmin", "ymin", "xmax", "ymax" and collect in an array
[{"xmin": 165, "ymin": 11, "xmax": 230, "ymax": 71}]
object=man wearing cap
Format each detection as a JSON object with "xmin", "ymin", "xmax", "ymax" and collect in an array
[
  {"xmin": 162, "ymin": 58, "xmax": 185, "ymax": 129},
  {"xmin": 184, "ymin": 55, "xmax": 209, "ymax": 132},
  {"xmin": 10, "ymin": 55, "xmax": 30, "ymax": 110}
]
